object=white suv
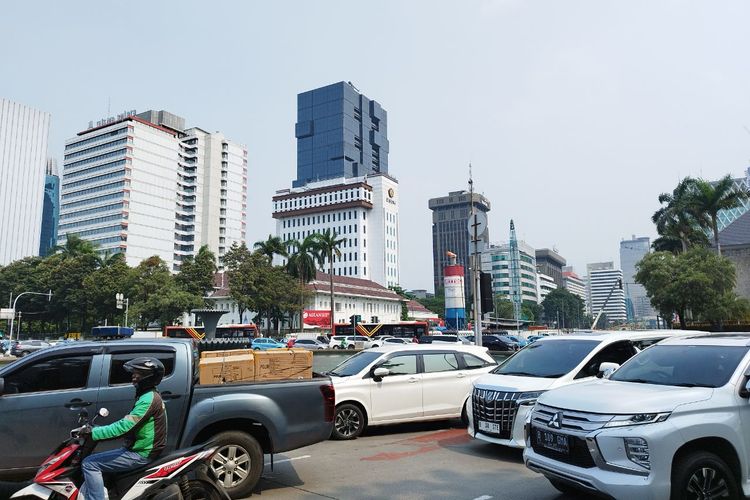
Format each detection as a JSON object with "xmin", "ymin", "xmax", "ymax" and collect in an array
[
  {"xmin": 524, "ymin": 333, "xmax": 750, "ymax": 499},
  {"xmin": 467, "ymin": 330, "xmax": 693, "ymax": 448},
  {"xmin": 329, "ymin": 335, "xmax": 374, "ymax": 350},
  {"xmin": 327, "ymin": 344, "xmax": 497, "ymax": 439}
]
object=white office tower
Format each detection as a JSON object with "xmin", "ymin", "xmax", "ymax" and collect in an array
[
  {"xmin": 59, "ymin": 110, "xmax": 246, "ymax": 270},
  {"xmin": 537, "ymin": 273, "xmax": 558, "ymax": 302},
  {"xmin": 480, "ymin": 240, "xmax": 539, "ymax": 303},
  {"xmin": 273, "ymin": 173, "xmax": 400, "ymax": 287},
  {"xmin": 0, "ymin": 98, "xmax": 51, "ymax": 265},
  {"xmin": 619, "ymin": 236, "xmax": 654, "ymax": 320},
  {"xmin": 586, "ymin": 262, "xmax": 627, "ymax": 323},
  {"xmin": 562, "ymin": 266, "xmax": 588, "ymax": 306}
]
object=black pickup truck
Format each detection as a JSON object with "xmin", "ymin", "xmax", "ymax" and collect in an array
[{"xmin": 0, "ymin": 339, "xmax": 334, "ymax": 498}]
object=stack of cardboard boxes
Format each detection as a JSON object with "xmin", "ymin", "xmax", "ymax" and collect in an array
[{"xmin": 199, "ymin": 348, "xmax": 314, "ymax": 385}]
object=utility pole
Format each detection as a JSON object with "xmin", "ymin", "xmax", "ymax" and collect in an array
[{"xmin": 469, "ymin": 165, "xmax": 483, "ymax": 347}]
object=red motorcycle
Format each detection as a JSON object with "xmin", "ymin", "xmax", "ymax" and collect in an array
[{"xmin": 12, "ymin": 408, "xmax": 228, "ymax": 500}]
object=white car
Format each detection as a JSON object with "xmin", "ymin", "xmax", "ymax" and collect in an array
[
  {"xmin": 328, "ymin": 344, "xmax": 497, "ymax": 439},
  {"xmin": 329, "ymin": 335, "xmax": 375, "ymax": 350},
  {"xmin": 370, "ymin": 336, "xmax": 411, "ymax": 348},
  {"xmin": 467, "ymin": 330, "xmax": 697, "ymax": 448}
]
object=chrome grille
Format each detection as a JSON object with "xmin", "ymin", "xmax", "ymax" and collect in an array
[
  {"xmin": 531, "ymin": 403, "xmax": 613, "ymax": 432},
  {"xmin": 472, "ymin": 389, "xmax": 521, "ymax": 439}
]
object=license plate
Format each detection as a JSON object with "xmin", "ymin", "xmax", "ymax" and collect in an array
[
  {"xmin": 478, "ymin": 420, "xmax": 500, "ymax": 434},
  {"xmin": 535, "ymin": 428, "xmax": 569, "ymax": 454}
]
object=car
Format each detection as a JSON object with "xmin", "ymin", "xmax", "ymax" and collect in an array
[
  {"xmin": 505, "ymin": 335, "xmax": 528, "ymax": 348},
  {"xmin": 329, "ymin": 335, "xmax": 375, "ymax": 350},
  {"xmin": 370, "ymin": 337, "xmax": 411, "ymax": 348},
  {"xmin": 250, "ymin": 337, "xmax": 287, "ymax": 350},
  {"xmin": 289, "ymin": 338, "xmax": 327, "ymax": 350},
  {"xmin": 420, "ymin": 335, "xmax": 471, "ymax": 345},
  {"xmin": 327, "ymin": 344, "xmax": 498, "ymax": 439},
  {"xmin": 11, "ymin": 340, "xmax": 51, "ymax": 357}
]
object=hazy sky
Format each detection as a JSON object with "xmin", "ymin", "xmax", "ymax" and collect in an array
[{"xmin": 4, "ymin": 1, "xmax": 750, "ymax": 290}]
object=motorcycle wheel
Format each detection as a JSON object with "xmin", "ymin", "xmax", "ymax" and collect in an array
[{"xmin": 186, "ymin": 479, "xmax": 224, "ymax": 500}]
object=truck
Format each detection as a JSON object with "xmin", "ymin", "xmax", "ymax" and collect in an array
[
  {"xmin": 523, "ymin": 332, "xmax": 750, "ymax": 499},
  {"xmin": 0, "ymin": 338, "xmax": 334, "ymax": 498}
]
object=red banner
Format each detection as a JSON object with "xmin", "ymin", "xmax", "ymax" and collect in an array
[{"xmin": 303, "ymin": 310, "xmax": 332, "ymax": 328}]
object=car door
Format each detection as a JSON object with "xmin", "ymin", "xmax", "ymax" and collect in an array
[
  {"xmin": 421, "ymin": 351, "xmax": 467, "ymax": 417},
  {"xmin": 92, "ymin": 346, "xmax": 188, "ymax": 454},
  {"xmin": 369, "ymin": 353, "xmax": 423, "ymax": 423},
  {"xmin": 0, "ymin": 347, "xmax": 103, "ymax": 475}
]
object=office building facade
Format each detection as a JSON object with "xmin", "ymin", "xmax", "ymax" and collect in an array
[
  {"xmin": 273, "ymin": 173, "xmax": 400, "ymax": 287},
  {"xmin": 480, "ymin": 240, "xmax": 538, "ymax": 304},
  {"xmin": 59, "ymin": 110, "xmax": 246, "ymax": 270},
  {"xmin": 562, "ymin": 266, "xmax": 587, "ymax": 305},
  {"xmin": 0, "ymin": 98, "xmax": 51, "ymax": 265},
  {"xmin": 294, "ymin": 82, "xmax": 388, "ymax": 187},
  {"xmin": 619, "ymin": 235, "xmax": 654, "ymax": 319},
  {"xmin": 535, "ymin": 248, "xmax": 567, "ymax": 288},
  {"xmin": 429, "ymin": 190, "xmax": 491, "ymax": 297},
  {"xmin": 587, "ymin": 262, "xmax": 627, "ymax": 323},
  {"xmin": 39, "ymin": 158, "xmax": 60, "ymax": 257}
]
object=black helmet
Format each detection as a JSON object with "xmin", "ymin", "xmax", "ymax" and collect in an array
[{"xmin": 123, "ymin": 357, "xmax": 165, "ymax": 392}]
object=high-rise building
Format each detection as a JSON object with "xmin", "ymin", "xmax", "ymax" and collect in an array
[
  {"xmin": 0, "ymin": 98, "xmax": 51, "ymax": 265},
  {"xmin": 273, "ymin": 173, "xmax": 399, "ymax": 287},
  {"xmin": 562, "ymin": 266, "xmax": 587, "ymax": 305},
  {"xmin": 59, "ymin": 110, "xmax": 246, "ymax": 270},
  {"xmin": 39, "ymin": 158, "xmax": 60, "ymax": 257},
  {"xmin": 535, "ymin": 248, "xmax": 567, "ymax": 288},
  {"xmin": 587, "ymin": 262, "xmax": 627, "ymax": 323},
  {"xmin": 619, "ymin": 235, "xmax": 654, "ymax": 319},
  {"xmin": 294, "ymin": 82, "xmax": 388, "ymax": 187},
  {"xmin": 480, "ymin": 241, "xmax": 538, "ymax": 304},
  {"xmin": 537, "ymin": 273, "xmax": 558, "ymax": 303},
  {"xmin": 429, "ymin": 190, "xmax": 491, "ymax": 297}
]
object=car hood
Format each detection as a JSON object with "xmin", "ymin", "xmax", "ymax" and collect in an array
[
  {"xmin": 538, "ymin": 379, "xmax": 714, "ymax": 413},
  {"xmin": 473, "ymin": 372, "xmax": 558, "ymax": 392}
]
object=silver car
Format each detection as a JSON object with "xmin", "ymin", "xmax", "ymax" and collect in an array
[{"xmin": 291, "ymin": 338, "xmax": 327, "ymax": 350}]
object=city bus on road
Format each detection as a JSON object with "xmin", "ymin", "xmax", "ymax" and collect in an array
[
  {"xmin": 163, "ymin": 323, "xmax": 258, "ymax": 340},
  {"xmin": 331, "ymin": 321, "xmax": 429, "ymax": 340}
]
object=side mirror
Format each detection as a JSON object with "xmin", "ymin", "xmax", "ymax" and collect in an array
[
  {"xmin": 372, "ymin": 367, "xmax": 390, "ymax": 382},
  {"xmin": 740, "ymin": 379, "xmax": 750, "ymax": 399},
  {"xmin": 598, "ymin": 362, "xmax": 620, "ymax": 379}
]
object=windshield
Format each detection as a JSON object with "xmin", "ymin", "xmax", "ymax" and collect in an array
[
  {"xmin": 493, "ymin": 339, "xmax": 600, "ymax": 378},
  {"xmin": 328, "ymin": 351, "xmax": 382, "ymax": 377},
  {"xmin": 611, "ymin": 345, "xmax": 749, "ymax": 387}
]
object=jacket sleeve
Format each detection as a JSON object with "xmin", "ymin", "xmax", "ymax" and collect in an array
[{"xmin": 92, "ymin": 392, "xmax": 153, "ymax": 441}]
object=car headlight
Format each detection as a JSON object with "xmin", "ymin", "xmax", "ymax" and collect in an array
[
  {"xmin": 624, "ymin": 437, "xmax": 650, "ymax": 469},
  {"xmin": 517, "ymin": 391, "xmax": 546, "ymax": 406},
  {"xmin": 603, "ymin": 412, "xmax": 671, "ymax": 428}
]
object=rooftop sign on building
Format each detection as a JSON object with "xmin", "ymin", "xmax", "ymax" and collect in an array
[{"xmin": 87, "ymin": 109, "xmax": 137, "ymax": 130}]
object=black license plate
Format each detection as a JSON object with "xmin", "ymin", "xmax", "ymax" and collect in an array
[{"xmin": 535, "ymin": 428, "xmax": 569, "ymax": 454}]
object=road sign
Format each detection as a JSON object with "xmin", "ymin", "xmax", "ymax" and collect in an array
[
  {"xmin": 0, "ymin": 308, "xmax": 14, "ymax": 320},
  {"xmin": 467, "ymin": 211, "xmax": 488, "ymax": 238}
]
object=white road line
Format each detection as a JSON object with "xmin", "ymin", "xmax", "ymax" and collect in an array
[
  {"xmin": 473, "ymin": 496, "xmax": 493, "ymax": 500},
  {"xmin": 265, "ymin": 454, "xmax": 312, "ymax": 466}
]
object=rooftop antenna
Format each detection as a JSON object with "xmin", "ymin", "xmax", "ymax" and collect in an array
[{"xmin": 107, "ymin": 96, "xmax": 111, "ymax": 117}]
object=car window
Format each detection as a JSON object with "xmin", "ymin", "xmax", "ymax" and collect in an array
[
  {"xmin": 4, "ymin": 355, "xmax": 92, "ymax": 394},
  {"xmin": 462, "ymin": 353, "xmax": 494, "ymax": 369},
  {"xmin": 423, "ymin": 353, "xmax": 459, "ymax": 373},
  {"xmin": 493, "ymin": 339, "xmax": 600, "ymax": 378},
  {"xmin": 109, "ymin": 352, "xmax": 176, "ymax": 385},
  {"xmin": 575, "ymin": 340, "xmax": 637, "ymax": 379},
  {"xmin": 381, "ymin": 354, "xmax": 418, "ymax": 375}
]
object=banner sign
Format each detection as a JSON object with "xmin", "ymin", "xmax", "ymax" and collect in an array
[{"xmin": 303, "ymin": 310, "xmax": 332, "ymax": 328}]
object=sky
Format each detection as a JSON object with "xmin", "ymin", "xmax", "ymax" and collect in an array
[{"xmin": 3, "ymin": 0, "xmax": 750, "ymax": 290}]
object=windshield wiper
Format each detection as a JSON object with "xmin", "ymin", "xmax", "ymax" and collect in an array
[
  {"xmin": 543, "ymin": 373, "xmax": 566, "ymax": 378},
  {"xmin": 618, "ymin": 378, "xmax": 654, "ymax": 384},
  {"xmin": 498, "ymin": 371, "xmax": 538, "ymax": 377},
  {"xmin": 327, "ymin": 371, "xmax": 342, "ymax": 377}
]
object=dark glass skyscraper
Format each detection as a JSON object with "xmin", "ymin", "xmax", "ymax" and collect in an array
[
  {"xmin": 39, "ymin": 158, "xmax": 59, "ymax": 257},
  {"xmin": 294, "ymin": 82, "xmax": 388, "ymax": 187}
]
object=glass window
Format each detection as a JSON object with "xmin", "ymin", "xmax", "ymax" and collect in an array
[
  {"xmin": 380, "ymin": 354, "xmax": 418, "ymax": 375},
  {"xmin": 423, "ymin": 353, "xmax": 459, "ymax": 373},
  {"xmin": 575, "ymin": 341, "xmax": 637, "ymax": 378},
  {"xmin": 493, "ymin": 339, "xmax": 600, "ymax": 378},
  {"xmin": 4, "ymin": 356, "xmax": 92, "ymax": 394},
  {"xmin": 109, "ymin": 352, "xmax": 176, "ymax": 385},
  {"xmin": 461, "ymin": 353, "xmax": 493, "ymax": 369}
]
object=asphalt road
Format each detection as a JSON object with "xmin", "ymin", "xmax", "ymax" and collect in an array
[{"xmin": 248, "ymin": 420, "xmax": 588, "ymax": 500}]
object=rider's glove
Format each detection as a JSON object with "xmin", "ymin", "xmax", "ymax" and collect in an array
[{"xmin": 79, "ymin": 425, "xmax": 93, "ymax": 436}]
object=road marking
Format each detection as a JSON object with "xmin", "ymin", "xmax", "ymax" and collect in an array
[
  {"xmin": 473, "ymin": 496, "xmax": 493, "ymax": 500},
  {"xmin": 265, "ymin": 454, "xmax": 311, "ymax": 466}
]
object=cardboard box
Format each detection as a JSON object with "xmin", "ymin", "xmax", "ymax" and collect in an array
[
  {"xmin": 254, "ymin": 349, "xmax": 313, "ymax": 381},
  {"xmin": 201, "ymin": 348, "xmax": 253, "ymax": 359},
  {"xmin": 199, "ymin": 354, "xmax": 255, "ymax": 384}
]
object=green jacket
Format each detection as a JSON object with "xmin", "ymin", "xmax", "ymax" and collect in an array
[{"xmin": 92, "ymin": 390, "xmax": 167, "ymax": 459}]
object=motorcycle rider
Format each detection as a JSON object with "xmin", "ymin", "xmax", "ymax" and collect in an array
[{"xmin": 80, "ymin": 357, "xmax": 167, "ymax": 500}]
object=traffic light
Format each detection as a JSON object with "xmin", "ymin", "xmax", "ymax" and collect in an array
[
  {"xmin": 480, "ymin": 272, "xmax": 494, "ymax": 314},
  {"xmin": 349, "ymin": 314, "xmax": 362, "ymax": 326}
]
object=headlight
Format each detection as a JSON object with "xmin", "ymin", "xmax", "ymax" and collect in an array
[
  {"xmin": 603, "ymin": 412, "xmax": 670, "ymax": 428},
  {"xmin": 624, "ymin": 437, "xmax": 650, "ymax": 469},
  {"xmin": 517, "ymin": 391, "xmax": 546, "ymax": 406}
]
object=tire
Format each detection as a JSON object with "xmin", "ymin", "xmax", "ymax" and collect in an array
[
  {"xmin": 186, "ymin": 479, "xmax": 224, "ymax": 500},
  {"xmin": 208, "ymin": 431, "xmax": 263, "ymax": 499},
  {"xmin": 460, "ymin": 398, "xmax": 469, "ymax": 427},
  {"xmin": 347, "ymin": 344, "xmax": 355, "ymax": 350},
  {"xmin": 332, "ymin": 403, "xmax": 365, "ymax": 440},
  {"xmin": 671, "ymin": 451, "xmax": 739, "ymax": 500},
  {"xmin": 548, "ymin": 478, "xmax": 585, "ymax": 496},
  {"xmin": 332, "ymin": 345, "xmax": 339, "ymax": 350}
]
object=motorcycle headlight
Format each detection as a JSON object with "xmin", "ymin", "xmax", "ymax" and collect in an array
[
  {"xmin": 603, "ymin": 412, "xmax": 670, "ymax": 428},
  {"xmin": 517, "ymin": 391, "xmax": 546, "ymax": 406}
]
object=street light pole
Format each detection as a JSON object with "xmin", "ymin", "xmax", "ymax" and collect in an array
[{"xmin": 9, "ymin": 290, "xmax": 53, "ymax": 342}]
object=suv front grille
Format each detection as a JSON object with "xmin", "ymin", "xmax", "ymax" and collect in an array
[
  {"xmin": 530, "ymin": 427, "xmax": 596, "ymax": 468},
  {"xmin": 472, "ymin": 389, "xmax": 521, "ymax": 439},
  {"xmin": 532, "ymin": 404, "xmax": 614, "ymax": 432}
]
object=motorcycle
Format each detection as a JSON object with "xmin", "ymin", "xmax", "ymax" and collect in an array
[{"xmin": 12, "ymin": 407, "xmax": 229, "ymax": 500}]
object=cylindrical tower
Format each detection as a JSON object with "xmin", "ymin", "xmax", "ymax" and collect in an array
[{"xmin": 444, "ymin": 251, "xmax": 466, "ymax": 330}]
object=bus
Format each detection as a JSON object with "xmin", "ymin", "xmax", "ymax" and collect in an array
[
  {"xmin": 163, "ymin": 324, "xmax": 258, "ymax": 341},
  {"xmin": 331, "ymin": 321, "xmax": 429, "ymax": 340}
]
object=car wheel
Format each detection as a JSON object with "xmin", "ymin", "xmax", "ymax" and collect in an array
[
  {"xmin": 208, "ymin": 431, "xmax": 263, "ymax": 499},
  {"xmin": 671, "ymin": 451, "xmax": 739, "ymax": 500},
  {"xmin": 20, "ymin": 351, "xmax": 30, "ymax": 357},
  {"xmin": 460, "ymin": 398, "xmax": 469, "ymax": 426},
  {"xmin": 332, "ymin": 403, "xmax": 365, "ymax": 440},
  {"xmin": 252, "ymin": 347, "xmax": 260, "ymax": 351},
  {"xmin": 548, "ymin": 478, "xmax": 585, "ymax": 496},
  {"xmin": 347, "ymin": 344, "xmax": 355, "ymax": 350}
]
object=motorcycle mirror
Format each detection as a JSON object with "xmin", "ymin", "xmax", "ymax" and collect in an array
[{"xmin": 99, "ymin": 408, "xmax": 109, "ymax": 418}]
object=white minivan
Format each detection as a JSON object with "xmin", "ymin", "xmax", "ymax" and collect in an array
[{"xmin": 328, "ymin": 344, "xmax": 497, "ymax": 439}]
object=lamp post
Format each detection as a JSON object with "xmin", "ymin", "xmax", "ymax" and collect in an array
[{"xmin": 9, "ymin": 290, "xmax": 53, "ymax": 342}]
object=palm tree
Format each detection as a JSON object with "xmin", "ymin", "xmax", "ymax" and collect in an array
[
  {"xmin": 253, "ymin": 235, "xmax": 288, "ymax": 264},
  {"xmin": 652, "ymin": 177, "xmax": 707, "ymax": 253},
  {"xmin": 690, "ymin": 175, "xmax": 749, "ymax": 256},
  {"xmin": 54, "ymin": 234, "xmax": 98, "ymax": 258},
  {"xmin": 285, "ymin": 235, "xmax": 323, "ymax": 331},
  {"xmin": 314, "ymin": 229, "xmax": 346, "ymax": 330}
]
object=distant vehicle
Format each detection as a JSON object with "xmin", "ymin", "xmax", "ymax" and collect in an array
[
  {"xmin": 332, "ymin": 321, "xmax": 428, "ymax": 342},
  {"xmin": 329, "ymin": 335, "xmax": 375, "ymax": 350},
  {"xmin": 91, "ymin": 326, "xmax": 134, "ymax": 339},
  {"xmin": 420, "ymin": 335, "xmax": 471, "ymax": 345},
  {"xmin": 464, "ymin": 335, "xmax": 517, "ymax": 351},
  {"xmin": 289, "ymin": 338, "xmax": 327, "ymax": 350},
  {"xmin": 251, "ymin": 337, "xmax": 286, "ymax": 350},
  {"xmin": 164, "ymin": 323, "xmax": 259, "ymax": 341},
  {"xmin": 10, "ymin": 340, "xmax": 51, "ymax": 357},
  {"xmin": 505, "ymin": 335, "xmax": 528, "ymax": 348},
  {"xmin": 371, "ymin": 337, "xmax": 411, "ymax": 348}
]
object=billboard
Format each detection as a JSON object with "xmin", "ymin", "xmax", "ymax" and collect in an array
[
  {"xmin": 444, "ymin": 264, "xmax": 466, "ymax": 330},
  {"xmin": 303, "ymin": 310, "xmax": 332, "ymax": 328}
]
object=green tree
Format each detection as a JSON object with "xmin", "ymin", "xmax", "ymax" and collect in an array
[
  {"xmin": 420, "ymin": 289, "xmax": 445, "ymax": 317},
  {"xmin": 222, "ymin": 243, "xmax": 258, "ymax": 326},
  {"xmin": 286, "ymin": 235, "xmax": 322, "ymax": 330},
  {"xmin": 82, "ymin": 253, "xmax": 134, "ymax": 326},
  {"xmin": 690, "ymin": 175, "xmax": 749, "ymax": 256},
  {"xmin": 315, "ymin": 229, "xmax": 345, "ymax": 329},
  {"xmin": 53, "ymin": 234, "xmax": 98, "ymax": 258},
  {"xmin": 541, "ymin": 288, "xmax": 585, "ymax": 330},
  {"xmin": 652, "ymin": 177, "xmax": 708, "ymax": 253},
  {"xmin": 253, "ymin": 235, "xmax": 288, "ymax": 263},
  {"xmin": 176, "ymin": 245, "xmax": 217, "ymax": 299}
]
